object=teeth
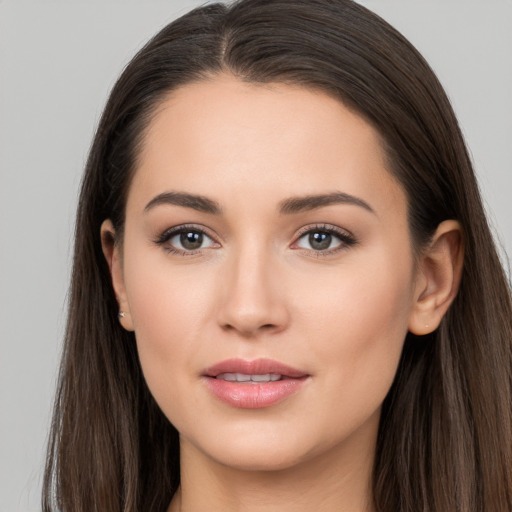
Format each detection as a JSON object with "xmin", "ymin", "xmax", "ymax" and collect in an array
[
  {"xmin": 217, "ymin": 373, "xmax": 282, "ymax": 382},
  {"xmin": 252, "ymin": 373, "xmax": 282, "ymax": 382}
]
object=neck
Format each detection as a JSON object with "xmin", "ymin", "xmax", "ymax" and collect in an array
[{"xmin": 168, "ymin": 413, "xmax": 378, "ymax": 512}]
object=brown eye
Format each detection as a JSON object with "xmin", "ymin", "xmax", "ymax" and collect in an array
[
  {"xmin": 308, "ymin": 232, "xmax": 332, "ymax": 251},
  {"xmin": 293, "ymin": 226, "xmax": 357, "ymax": 254},
  {"xmin": 157, "ymin": 227, "xmax": 218, "ymax": 254},
  {"xmin": 296, "ymin": 230, "xmax": 341, "ymax": 251},
  {"xmin": 179, "ymin": 231, "xmax": 204, "ymax": 250}
]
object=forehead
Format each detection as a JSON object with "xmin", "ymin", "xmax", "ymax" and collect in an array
[{"xmin": 129, "ymin": 74, "xmax": 406, "ymax": 220}]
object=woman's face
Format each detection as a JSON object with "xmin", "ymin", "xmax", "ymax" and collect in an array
[{"xmin": 110, "ymin": 75, "xmax": 423, "ymax": 471}]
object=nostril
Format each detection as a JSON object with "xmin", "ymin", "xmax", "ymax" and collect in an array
[{"xmin": 220, "ymin": 320, "xmax": 281, "ymax": 337}]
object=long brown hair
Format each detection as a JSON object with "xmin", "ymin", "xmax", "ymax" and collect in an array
[{"xmin": 43, "ymin": 1, "xmax": 512, "ymax": 511}]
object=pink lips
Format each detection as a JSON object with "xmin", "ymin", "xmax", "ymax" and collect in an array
[{"xmin": 203, "ymin": 358, "xmax": 309, "ymax": 409}]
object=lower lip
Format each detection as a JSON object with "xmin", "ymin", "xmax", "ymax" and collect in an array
[{"xmin": 204, "ymin": 377, "xmax": 307, "ymax": 409}]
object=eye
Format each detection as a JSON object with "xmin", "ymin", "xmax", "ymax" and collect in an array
[
  {"xmin": 170, "ymin": 230, "xmax": 209, "ymax": 251},
  {"xmin": 155, "ymin": 225, "xmax": 219, "ymax": 254},
  {"xmin": 293, "ymin": 225, "xmax": 356, "ymax": 253}
]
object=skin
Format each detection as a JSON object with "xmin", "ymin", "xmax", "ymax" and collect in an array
[{"xmin": 101, "ymin": 75, "xmax": 463, "ymax": 512}]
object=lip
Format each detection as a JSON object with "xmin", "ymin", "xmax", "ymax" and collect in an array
[{"xmin": 203, "ymin": 358, "xmax": 310, "ymax": 409}]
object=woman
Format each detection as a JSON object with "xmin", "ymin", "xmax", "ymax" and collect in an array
[{"xmin": 42, "ymin": 1, "xmax": 512, "ymax": 511}]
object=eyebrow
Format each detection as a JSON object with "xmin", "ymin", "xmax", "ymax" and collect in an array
[
  {"xmin": 279, "ymin": 192, "xmax": 375, "ymax": 215},
  {"xmin": 144, "ymin": 192, "xmax": 222, "ymax": 214},
  {"xmin": 144, "ymin": 190, "xmax": 375, "ymax": 216}
]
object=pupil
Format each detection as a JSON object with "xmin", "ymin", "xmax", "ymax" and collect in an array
[
  {"xmin": 180, "ymin": 231, "xmax": 203, "ymax": 250},
  {"xmin": 309, "ymin": 231, "xmax": 331, "ymax": 250}
]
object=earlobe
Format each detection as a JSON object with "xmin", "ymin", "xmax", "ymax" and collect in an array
[
  {"xmin": 100, "ymin": 219, "xmax": 134, "ymax": 331},
  {"xmin": 408, "ymin": 220, "xmax": 464, "ymax": 335}
]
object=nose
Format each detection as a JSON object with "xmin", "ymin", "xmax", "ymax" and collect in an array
[{"xmin": 216, "ymin": 248, "xmax": 290, "ymax": 337}]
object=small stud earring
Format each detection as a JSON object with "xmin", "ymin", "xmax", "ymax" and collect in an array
[{"xmin": 118, "ymin": 311, "xmax": 126, "ymax": 319}]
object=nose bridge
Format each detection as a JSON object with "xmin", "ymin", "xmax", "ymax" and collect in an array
[{"xmin": 218, "ymin": 238, "xmax": 288, "ymax": 335}]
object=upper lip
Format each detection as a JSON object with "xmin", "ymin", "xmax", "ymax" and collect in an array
[{"xmin": 203, "ymin": 358, "xmax": 308, "ymax": 378}]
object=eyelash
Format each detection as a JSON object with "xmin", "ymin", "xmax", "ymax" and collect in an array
[
  {"xmin": 293, "ymin": 224, "xmax": 357, "ymax": 257},
  {"xmin": 154, "ymin": 223, "xmax": 357, "ymax": 257},
  {"xmin": 154, "ymin": 224, "xmax": 218, "ymax": 256}
]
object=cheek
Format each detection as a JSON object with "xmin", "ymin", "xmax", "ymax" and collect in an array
[
  {"xmin": 292, "ymin": 246, "xmax": 415, "ymax": 415},
  {"xmin": 122, "ymin": 251, "xmax": 217, "ymax": 402}
]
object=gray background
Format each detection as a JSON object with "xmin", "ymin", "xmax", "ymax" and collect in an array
[{"xmin": 1, "ymin": 1, "xmax": 510, "ymax": 510}]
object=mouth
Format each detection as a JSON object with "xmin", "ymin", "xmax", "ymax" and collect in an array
[
  {"xmin": 204, "ymin": 358, "xmax": 308, "ymax": 379},
  {"xmin": 203, "ymin": 358, "xmax": 310, "ymax": 409}
]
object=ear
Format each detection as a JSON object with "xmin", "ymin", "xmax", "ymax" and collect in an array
[
  {"xmin": 100, "ymin": 219, "xmax": 134, "ymax": 331},
  {"xmin": 408, "ymin": 220, "xmax": 464, "ymax": 335}
]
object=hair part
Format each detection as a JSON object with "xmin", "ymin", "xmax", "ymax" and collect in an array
[{"xmin": 44, "ymin": 1, "xmax": 512, "ymax": 511}]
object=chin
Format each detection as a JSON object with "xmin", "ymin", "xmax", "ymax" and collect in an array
[
  {"xmin": 213, "ymin": 446, "xmax": 309, "ymax": 473},
  {"xmin": 191, "ymin": 425, "xmax": 321, "ymax": 473}
]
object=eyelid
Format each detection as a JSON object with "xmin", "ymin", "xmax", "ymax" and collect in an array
[
  {"xmin": 291, "ymin": 223, "xmax": 357, "ymax": 254},
  {"xmin": 154, "ymin": 223, "xmax": 220, "ymax": 255},
  {"xmin": 153, "ymin": 222, "xmax": 356, "ymax": 256}
]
